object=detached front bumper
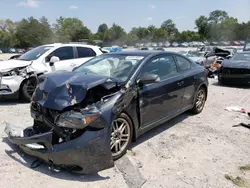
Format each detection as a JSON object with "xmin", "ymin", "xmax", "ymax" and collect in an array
[
  {"xmin": 0, "ymin": 74, "xmax": 23, "ymax": 96},
  {"xmin": 4, "ymin": 123, "xmax": 114, "ymax": 174}
]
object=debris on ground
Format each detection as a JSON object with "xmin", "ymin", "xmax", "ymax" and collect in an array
[
  {"xmin": 239, "ymin": 164, "xmax": 250, "ymax": 171},
  {"xmin": 225, "ymin": 106, "xmax": 248, "ymax": 114},
  {"xmin": 224, "ymin": 174, "xmax": 248, "ymax": 187},
  {"xmin": 233, "ymin": 123, "xmax": 250, "ymax": 130},
  {"xmin": 127, "ymin": 150, "xmax": 136, "ymax": 156},
  {"xmin": 115, "ymin": 156, "xmax": 146, "ymax": 188}
]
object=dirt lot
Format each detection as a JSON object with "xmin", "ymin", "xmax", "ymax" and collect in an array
[{"xmin": 1, "ymin": 78, "xmax": 250, "ymax": 188}]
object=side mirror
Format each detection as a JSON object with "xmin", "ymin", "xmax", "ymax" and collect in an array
[
  {"xmin": 49, "ymin": 56, "xmax": 60, "ymax": 66},
  {"xmin": 138, "ymin": 73, "xmax": 160, "ymax": 85}
]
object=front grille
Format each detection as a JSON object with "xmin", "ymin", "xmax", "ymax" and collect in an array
[{"xmin": 221, "ymin": 68, "xmax": 250, "ymax": 75}]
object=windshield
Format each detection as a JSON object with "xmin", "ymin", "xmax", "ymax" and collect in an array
[
  {"xmin": 74, "ymin": 54, "xmax": 146, "ymax": 82},
  {"xmin": 18, "ymin": 45, "xmax": 53, "ymax": 61},
  {"xmin": 231, "ymin": 53, "xmax": 250, "ymax": 61}
]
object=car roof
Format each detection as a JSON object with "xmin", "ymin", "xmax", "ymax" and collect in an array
[
  {"xmin": 107, "ymin": 50, "xmax": 181, "ymax": 57},
  {"xmin": 42, "ymin": 43, "xmax": 100, "ymax": 49}
]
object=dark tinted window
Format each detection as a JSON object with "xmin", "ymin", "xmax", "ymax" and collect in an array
[
  {"xmin": 47, "ymin": 47, "xmax": 74, "ymax": 61},
  {"xmin": 77, "ymin": 47, "xmax": 96, "ymax": 58},
  {"xmin": 142, "ymin": 55, "xmax": 177, "ymax": 78},
  {"xmin": 175, "ymin": 56, "xmax": 191, "ymax": 71}
]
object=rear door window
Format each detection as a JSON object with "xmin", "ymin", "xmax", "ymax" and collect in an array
[
  {"xmin": 175, "ymin": 56, "xmax": 191, "ymax": 71},
  {"xmin": 77, "ymin": 47, "xmax": 96, "ymax": 58}
]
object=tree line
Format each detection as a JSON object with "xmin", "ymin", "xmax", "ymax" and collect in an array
[{"xmin": 0, "ymin": 10, "xmax": 250, "ymax": 48}]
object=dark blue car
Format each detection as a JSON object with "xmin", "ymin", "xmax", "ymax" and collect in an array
[{"xmin": 5, "ymin": 51, "xmax": 209, "ymax": 174}]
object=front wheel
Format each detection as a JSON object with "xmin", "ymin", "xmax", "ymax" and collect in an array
[
  {"xmin": 20, "ymin": 78, "xmax": 37, "ymax": 102},
  {"xmin": 191, "ymin": 87, "xmax": 206, "ymax": 114},
  {"xmin": 111, "ymin": 113, "xmax": 133, "ymax": 160},
  {"xmin": 218, "ymin": 75, "xmax": 224, "ymax": 85}
]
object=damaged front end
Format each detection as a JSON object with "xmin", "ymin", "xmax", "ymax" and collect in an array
[
  {"xmin": 4, "ymin": 72, "xmax": 124, "ymax": 174},
  {"xmin": 0, "ymin": 65, "xmax": 36, "ymax": 96}
]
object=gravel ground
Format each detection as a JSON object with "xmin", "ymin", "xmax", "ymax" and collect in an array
[{"xmin": 1, "ymin": 51, "xmax": 250, "ymax": 188}]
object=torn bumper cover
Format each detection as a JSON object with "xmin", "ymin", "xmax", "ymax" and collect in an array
[{"xmin": 4, "ymin": 122, "xmax": 114, "ymax": 174}]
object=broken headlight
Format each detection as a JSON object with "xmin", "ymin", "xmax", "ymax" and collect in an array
[
  {"xmin": 2, "ymin": 67, "xmax": 27, "ymax": 77},
  {"xmin": 56, "ymin": 111, "xmax": 100, "ymax": 129}
]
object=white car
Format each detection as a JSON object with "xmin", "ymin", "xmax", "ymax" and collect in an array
[{"xmin": 0, "ymin": 43, "xmax": 103, "ymax": 101}]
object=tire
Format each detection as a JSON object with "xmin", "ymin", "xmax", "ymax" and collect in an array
[
  {"xmin": 20, "ymin": 78, "xmax": 37, "ymax": 102},
  {"xmin": 218, "ymin": 76, "xmax": 224, "ymax": 85},
  {"xmin": 191, "ymin": 87, "xmax": 206, "ymax": 114},
  {"xmin": 111, "ymin": 113, "xmax": 133, "ymax": 160}
]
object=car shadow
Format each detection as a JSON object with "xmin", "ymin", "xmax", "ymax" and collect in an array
[
  {"xmin": 131, "ymin": 112, "xmax": 190, "ymax": 147},
  {"xmin": 2, "ymin": 137, "xmax": 110, "ymax": 182},
  {"xmin": 2, "ymin": 111, "xmax": 191, "ymax": 181},
  {"xmin": 0, "ymin": 98, "xmax": 26, "ymax": 106},
  {"xmin": 211, "ymin": 82, "xmax": 250, "ymax": 89}
]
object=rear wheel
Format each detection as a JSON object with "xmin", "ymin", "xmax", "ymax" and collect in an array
[
  {"xmin": 191, "ymin": 87, "xmax": 206, "ymax": 114},
  {"xmin": 20, "ymin": 78, "xmax": 37, "ymax": 102},
  {"xmin": 111, "ymin": 113, "xmax": 133, "ymax": 160}
]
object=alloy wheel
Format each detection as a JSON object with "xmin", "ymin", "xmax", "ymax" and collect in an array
[
  {"xmin": 110, "ymin": 118, "xmax": 131, "ymax": 157},
  {"xmin": 22, "ymin": 78, "xmax": 37, "ymax": 100},
  {"xmin": 195, "ymin": 89, "xmax": 205, "ymax": 111}
]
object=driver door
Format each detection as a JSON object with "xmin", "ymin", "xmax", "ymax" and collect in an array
[
  {"xmin": 138, "ymin": 55, "xmax": 185, "ymax": 127},
  {"xmin": 45, "ymin": 46, "xmax": 76, "ymax": 72}
]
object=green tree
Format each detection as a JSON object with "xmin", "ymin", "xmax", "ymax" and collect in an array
[
  {"xmin": 178, "ymin": 30, "xmax": 200, "ymax": 41},
  {"xmin": 103, "ymin": 23, "xmax": 126, "ymax": 45},
  {"xmin": 97, "ymin": 23, "xmax": 108, "ymax": 40},
  {"xmin": 208, "ymin": 10, "xmax": 229, "ymax": 24},
  {"xmin": 161, "ymin": 19, "xmax": 177, "ymax": 36},
  {"xmin": 195, "ymin": 16, "xmax": 209, "ymax": 40},
  {"xmin": 53, "ymin": 17, "xmax": 91, "ymax": 42},
  {"xmin": 152, "ymin": 28, "xmax": 168, "ymax": 41}
]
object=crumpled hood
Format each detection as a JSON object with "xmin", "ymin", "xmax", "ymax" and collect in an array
[
  {"xmin": 221, "ymin": 59, "xmax": 250, "ymax": 69},
  {"xmin": 33, "ymin": 72, "xmax": 113, "ymax": 111},
  {"xmin": 0, "ymin": 59, "xmax": 31, "ymax": 72}
]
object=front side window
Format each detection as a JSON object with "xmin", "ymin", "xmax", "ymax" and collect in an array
[
  {"xmin": 141, "ymin": 55, "xmax": 178, "ymax": 79},
  {"xmin": 47, "ymin": 47, "xmax": 74, "ymax": 61},
  {"xmin": 77, "ymin": 47, "xmax": 96, "ymax": 58},
  {"xmin": 175, "ymin": 56, "xmax": 191, "ymax": 71}
]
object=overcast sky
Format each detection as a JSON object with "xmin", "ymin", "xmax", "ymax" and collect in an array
[{"xmin": 1, "ymin": 0, "xmax": 250, "ymax": 32}]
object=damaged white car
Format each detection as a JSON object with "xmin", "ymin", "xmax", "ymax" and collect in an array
[{"xmin": 0, "ymin": 43, "xmax": 103, "ymax": 101}]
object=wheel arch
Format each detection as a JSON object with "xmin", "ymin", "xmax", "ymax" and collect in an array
[
  {"xmin": 119, "ymin": 110, "xmax": 137, "ymax": 142},
  {"xmin": 19, "ymin": 72, "xmax": 43, "ymax": 99},
  {"xmin": 198, "ymin": 83, "xmax": 208, "ymax": 101}
]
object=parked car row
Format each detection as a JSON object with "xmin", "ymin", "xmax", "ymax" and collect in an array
[
  {"xmin": 134, "ymin": 41, "xmax": 246, "ymax": 49},
  {"xmin": 180, "ymin": 42, "xmax": 250, "ymax": 86},
  {"xmin": 0, "ymin": 48, "xmax": 26, "ymax": 54}
]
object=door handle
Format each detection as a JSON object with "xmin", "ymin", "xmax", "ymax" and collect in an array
[{"xmin": 177, "ymin": 81, "xmax": 184, "ymax": 86}]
